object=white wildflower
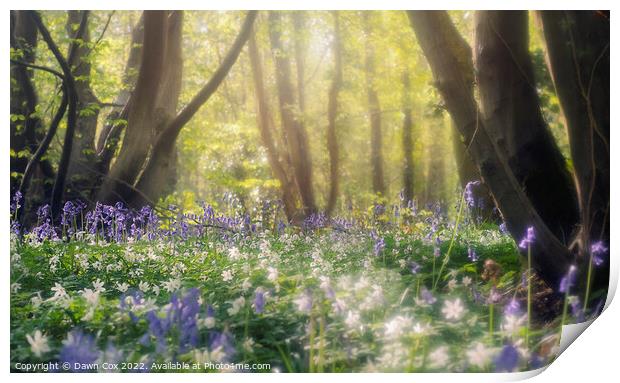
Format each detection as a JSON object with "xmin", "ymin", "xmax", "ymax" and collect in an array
[
  {"xmin": 221, "ymin": 269, "xmax": 234, "ymax": 282},
  {"xmin": 466, "ymin": 342, "xmax": 492, "ymax": 369},
  {"xmin": 26, "ymin": 330, "xmax": 50, "ymax": 357},
  {"xmin": 442, "ymin": 298, "xmax": 465, "ymax": 321},
  {"xmin": 138, "ymin": 281, "xmax": 150, "ymax": 293},
  {"xmin": 116, "ymin": 282, "xmax": 129, "ymax": 293},
  {"xmin": 92, "ymin": 278, "xmax": 106, "ymax": 293},
  {"xmin": 162, "ymin": 278, "xmax": 181, "ymax": 293},
  {"xmin": 384, "ymin": 315, "xmax": 413, "ymax": 339},
  {"xmin": 267, "ymin": 267, "xmax": 278, "ymax": 282},
  {"xmin": 227, "ymin": 296, "xmax": 246, "ymax": 316},
  {"xmin": 344, "ymin": 310, "xmax": 361, "ymax": 330},
  {"xmin": 428, "ymin": 346, "xmax": 449, "ymax": 368}
]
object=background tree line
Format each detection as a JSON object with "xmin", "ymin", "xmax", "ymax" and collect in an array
[{"xmin": 10, "ymin": 10, "xmax": 609, "ymax": 291}]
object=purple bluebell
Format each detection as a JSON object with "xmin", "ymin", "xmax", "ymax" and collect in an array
[
  {"xmin": 494, "ymin": 343, "xmax": 519, "ymax": 372},
  {"xmin": 467, "ymin": 247, "xmax": 479, "ymax": 262},
  {"xmin": 504, "ymin": 298, "xmax": 521, "ymax": 316},
  {"xmin": 409, "ymin": 261, "xmax": 422, "ymax": 274},
  {"xmin": 591, "ymin": 241, "xmax": 607, "ymax": 267},
  {"xmin": 59, "ymin": 329, "xmax": 100, "ymax": 372},
  {"xmin": 559, "ymin": 265, "xmax": 578, "ymax": 293},
  {"xmin": 420, "ymin": 286, "xmax": 437, "ymax": 305},
  {"xmin": 464, "ymin": 180, "xmax": 481, "ymax": 208},
  {"xmin": 518, "ymin": 226, "xmax": 535, "ymax": 250},
  {"xmin": 253, "ymin": 289, "xmax": 265, "ymax": 314}
]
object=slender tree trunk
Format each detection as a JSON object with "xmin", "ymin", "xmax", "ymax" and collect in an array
[
  {"xmin": 474, "ymin": 11, "xmax": 579, "ymax": 242},
  {"xmin": 325, "ymin": 11, "xmax": 342, "ymax": 217},
  {"xmin": 27, "ymin": 11, "xmax": 80, "ymax": 218},
  {"xmin": 363, "ymin": 13, "xmax": 385, "ymax": 197},
  {"xmin": 97, "ymin": 11, "xmax": 168, "ymax": 204},
  {"xmin": 65, "ymin": 10, "xmax": 101, "ymax": 201},
  {"xmin": 401, "ymin": 70, "xmax": 415, "ymax": 204},
  {"xmin": 540, "ymin": 11, "xmax": 610, "ymax": 294},
  {"xmin": 248, "ymin": 34, "xmax": 300, "ymax": 222},
  {"xmin": 408, "ymin": 10, "xmax": 572, "ymax": 288},
  {"xmin": 268, "ymin": 11, "xmax": 317, "ymax": 216}
]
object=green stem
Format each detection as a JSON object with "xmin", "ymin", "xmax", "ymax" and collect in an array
[
  {"xmin": 526, "ymin": 244, "xmax": 532, "ymax": 350},
  {"xmin": 433, "ymin": 192, "xmax": 465, "ymax": 291},
  {"xmin": 583, "ymin": 251, "xmax": 594, "ymax": 314},
  {"xmin": 489, "ymin": 303, "xmax": 494, "ymax": 343},
  {"xmin": 318, "ymin": 315, "xmax": 325, "ymax": 373},
  {"xmin": 308, "ymin": 313, "xmax": 315, "ymax": 373}
]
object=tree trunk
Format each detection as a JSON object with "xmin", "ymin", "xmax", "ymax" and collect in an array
[
  {"xmin": 401, "ymin": 70, "xmax": 415, "ymax": 204},
  {"xmin": 65, "ymin": 10, "xmax": 101, "ymax": 201},
  {"xmin": 268, "ymin": 11, "xmax": 317, "ymax": 217},
  {"xmin": 363, "ymin": 13, "xmax": 385, "ymax": 197},
  {"xmin": 131, "ymin": 11, "xmax": 258, "ymax": 207},
  {"xmin": 10, "ymin": 11, "xmax": 54, "ymax": 208},
  {"xmin": 97, "ymin": 11, "xmax": 168, "ymax": 204},
  {"xmin": 129, "ymin": 11, "xmax": 184, "ymax": 204},
  {"xmin": 96, "ymin": 14, "xmax": 144, "ymax": 180},
  {"xmin": 27, "ymin": 11, "xmax": 80, "ymax": 218},
  {"xmin": 450, "ymin": 118, "xmax": 498, "ymax": 222},
  {"xmin": 325, "ymin": 11, "xmax": 342, "ymax": 216},
  {"xmin": 248, "ymin": 33, "xmax": 300, "ymax": 222},
  {"xmin": 408, "ymin": 10, "xmax": 572, "ymax": 289},
  {"xmin": 540, "ymin": 11, "xmax": 610, "ymax": 294},
  {"xmin": 474, "ymin": 10, "xmax": 579, "ymax": 242}
]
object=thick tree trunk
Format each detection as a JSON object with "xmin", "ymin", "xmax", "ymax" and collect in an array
[
  {"xmin": 268, "ymin": 11, "xmax": 317, "ymax": 217},
  {"xmin": 401, "ymin": 70, "xmax": 415, "ymax": 204},
  {"xmin": 131, "ymin": 11, "xmax": 258, "ymax": 207},
  {"xmin": 408, "ymin": 10, "xmax": 572, "ymax": 288},
  {"xmin": 130, "ymin": 11, "xmax": 184, "ymax": 204},
  {"xmin": 97, "ymin": 11, "xmax": 168, "ymax": 204},
  {"xmin": 363, "ymin": 13, "xmax": 385, "ymax": 197},
  {"xmin": 474, "ymin": 11, "xmax": 579, "ymax": 242},
  {"xmin": 325, "ymin": 11, "xmax": 342, "ymax": 217},
  {"xmin": 10, "ymin": 11, "xmax": 54, "ymax": 208},
  {"xmin": 65, "ymin": 10, "xmax": 101, "ymax": 201},
  {"xmin": 540, "ymin": 11, "xmax": 610, "ymax": 295},
  {"xmin": 96, "ymin": 14, "xmax": 144, "ymax": 179},
  {"xmin": 450, "ymin": 119, "xmax": 498, "ymax": 222},
  {"xmin": 248, "ymin": 34, "xmax": 300, "ymax": 222}
]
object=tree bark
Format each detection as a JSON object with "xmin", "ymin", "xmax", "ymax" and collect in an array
[
  {"xmin": 268, "ymin": 11, "xmax": 317, "ymax": 216},
  {"xmin": 96, "ymin": 14, "xmax": 144, "ymax": 179},
  {"xmin": 401, "ymin": 70, "xmax": 415, "ymax": 204},
  {"xmin": 325, "ymin": 11, "xmax": 342, "ymax": 216},
  {"xmin": 97, "ymin": 11, "xmax": 168, "ymax": 204},
  {"xmin": 540, "ymin": 11, "xmax": 610, "ymax": 294},
  {"xmin": 450, "ymin": 118, "xmax": 498, "ymax": 222},
  {"xmin": 474, "ymin": 11, "xmax": 579, "ymax": 242},
  {"xmin": 131, "ymin": 11, "xmax": 258, "ymax": 207},
  {"xmin": 65, "ymin": 10, "xmax": 101, "ymax": 201},
  {"xmin": 10, "ymin": 11, "xmax": 55, "ymax": 206},
  {"xmin": 408, "ymin": 10, "xmax": 572, "ymax": 288},
  {"xmin": 27, "ymin": 11, "xmax": 79, "ymax": 218},
  {"xmin": 130, "ymin": 11, "xmax": 184, "ymax": 204},
  {"xmin": 363, "ymin": 13, "xmax": 385, "ymax": 197},
  {"xmin": 248, "ymin": 33, "xmax": 300, "ymax": 222}
]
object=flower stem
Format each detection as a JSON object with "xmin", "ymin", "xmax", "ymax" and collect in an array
[
  {"xmin": 526, "ymin": 244, "xmax": 532, "ymax": 350},
  {"xmin": 433, "ymin": 192, "xmax": 465, "ymax": 291},
  {"xmin": 583, "ymin": 251, "xmax": 594, "ymax": 314}
]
